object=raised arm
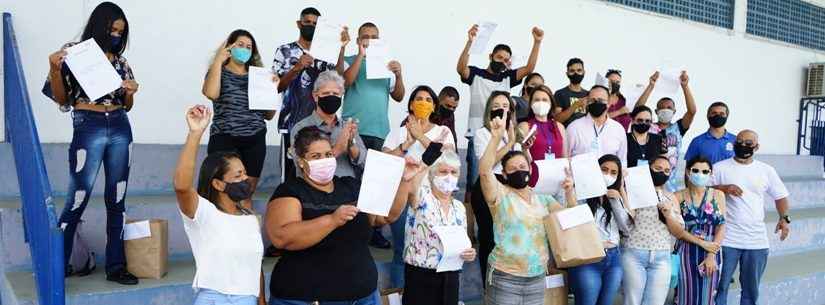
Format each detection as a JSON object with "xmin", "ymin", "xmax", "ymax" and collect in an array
[
  {"xmin": 202, "ymin": 43, "xmax": 232, "ymax": 101},
  {"xmin": 173, "ymin": 105, "xmax": 213, "ymax": 218},
  {"xmin": 634, "ymin": 71, "xmax": 658, "ymax": 109},
  {"xmin": 378, "ymin": 156, "xmax": 428, "ymax": 226},
  {"xmin": 479, "ymin": 117, "xmax": 507, "ymax": 205},
  {"xmin": 515, "ymin": 27, "xmax": 543, "ymax": 81},
  {"xmin": 456, "ymin": 24, "xmax": 477, "ymax": 80},
  {"xmin": 389, "ymin": 61, "xmax": 405, "ymax": 102},
  {"xmin": 335, "ymin": 27, "xmax": 350, "ymax": 77},
  {"xmin": 679, "ymin": 71, "xmax": 697, "ymax": 128},
  {"xmin": 47, "ymin": 48, "xmax": 69, "ymax": 106}
]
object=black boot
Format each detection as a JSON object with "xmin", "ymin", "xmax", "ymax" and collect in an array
[{"xmin": 106, "ymin": 267, "xmax": 138, "ymax": 285}]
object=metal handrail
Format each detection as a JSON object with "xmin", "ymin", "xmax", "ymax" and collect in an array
[{"xmin": 3, "ymin": 12, "xmax": 65, "ymax": 305}]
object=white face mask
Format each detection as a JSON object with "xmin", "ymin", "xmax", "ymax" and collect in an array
[
  {"xmin": 657, "ymin": 109, "xmax": 675, "ymax": 123},
  {"xmin": 531, "ymin": 101, "xmax": 552, "ymax": 117},
  {"xmin": 603, "ymin": 173, "xmax": 617, "ymax": 187},
  {"xmin": 432, "ymin": 174, "xmax": 459, "ymax": 193}
]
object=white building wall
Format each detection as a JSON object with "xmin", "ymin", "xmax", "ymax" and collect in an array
[{"xmin": 4, "ymin": 0, "xmax": 825, "ymax": 153}]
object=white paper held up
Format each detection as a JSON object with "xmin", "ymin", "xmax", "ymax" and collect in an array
[
  {"xmin": 625, "ymin": 166, "xmax": 659, "ymax": 209},
  {"xmin": 63, "ymin": 39, "xmax": 123, "ymax": 101},
  {"xmin": 655, "ymin": 66, "xmax": 682, "ymax": 95},
  {"xmin": 545, "ymin": 274, "xmax": 565, "ymax": 289},
  {"xmin": 571, "ymin": 153, "xmax": 607, "ymax": 200},
  {"xmin": 433, "ymin": 225, "xmax": 472, "ymax": 272},
  {"xmin": 248, "ymin": 66, "xmax": 281, "ymax": 110},
  {"xmin": 366, "ymin": 39, "xmax": 392, "ymax": 79},
  {"xmin": 556, "ymin": 204, "xmax": 595, "ymax": 230},
  {"xmin": 357, "ymin": 150, "xmax": 405, "ymax": 216},
  {"xmin": 533, "ymin": 158, "xmax": 569, "ymax": 195},
  {"xmin": 470, "ymin": 21, "xmax": 497, "ymax": 54},
  {"xmin": 307, "ymin": 18, "xmax": 343, "ymax": 64},
  {"xmin": 123, "ymin": 220, "xmax": 151, "ymax": 240}
]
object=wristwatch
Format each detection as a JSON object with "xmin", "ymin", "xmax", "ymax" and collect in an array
[{"xmin": 781, "ymin": 214, "xmax": 791, "ymax": 224}]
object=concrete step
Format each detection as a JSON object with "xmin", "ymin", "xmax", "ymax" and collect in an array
[{"xmin": 723, "ymin": 248, "xmax": 825, "ymax": 305}]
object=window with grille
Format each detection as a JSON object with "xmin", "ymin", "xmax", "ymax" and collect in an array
[
  {"xmin": 747, "ymin": 0, "xmax": 825, "ymax": 51},
  {"xmin": 603, "ymin": 0, "xmax": 735, "ymax": 29}
]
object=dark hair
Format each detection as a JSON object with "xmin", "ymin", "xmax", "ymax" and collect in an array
[
  {"xmin": 606, "ymin": 69, "xmax": 622, "ymax": 78},
  {"xmin": 587, "ymin": 154, "xmax": 623, "ymax": 227},
  {"xmin": 223, "ymin": 29, "xmax": 263, "ymax": 69},
  {"xmin": 708, "ymin": 101, "xmax": 729, "ymax": 116},
  {"xmin": 81, "ymin": 2, "xmax": 129, "ymax": 55},
  {"xmin": 652, "ymin": 155, "xmax": 671, "ymax": 167},
  {"xmin": 439, "ymin": 86, "xmax": 460, "ymax": 100},
  {"xmin": 521, "ymin": 72, "xmax": 544, "ymax": 96},
  {"xmin": 566, "ymin": 58, "xmax": 584, "ymax": 68},
  {"xmin": 501, "ymin": 150, "xmax": 530, "ymax": 172},
  {"xmin": 590, "ymin": 85, "xmax": 610, "ymax": 95},
  {"xmin": 483, "ymin": 91, "xmax": 518, "ymax": 132},
  {"xmin": 526, "ymin": 85, "xmax": 556, "ymax": 120},
  {"xmin": 293, "ymin": 126, "xmax": 332, "ymax": 159},
  {"xmin": 407, "ymin": 85, "xmax": 438, "ymax": 115},
  {"xmin": 684, "ymin": 156, "xmax": 713, "ymax": 187},
  {"xmin": 656, "ymin": 97, "xmax": 675, "ymax": 108},
  {"xmin": 196, "ymin": 151, "xmax": 250, "ymax": 214},
  {"xmin": 492, "ymin": 44, "xmax": 512, "ymax": 56},
  {"xmin": 300, "ymin": 7, "xmax": 321, "ymax": 18},
  {"xmin": 631, "ymin": 105, "xmax": 653, "ymax": 118},
  {"xmin": 358, "ymin": 22, "xmax": 378, "ymax": 35}
]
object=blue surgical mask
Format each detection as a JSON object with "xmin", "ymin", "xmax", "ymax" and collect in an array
[
  {"xmin": 230, "ymin": 47, "xmax": 252, "ymax": 64},
  {"xmin": 109, "ymin": 35, "xmax": 122, "ymax": 52},
  {"xmin": 689, "ymin": 173, "xmax": 711, "ymax": 187}
]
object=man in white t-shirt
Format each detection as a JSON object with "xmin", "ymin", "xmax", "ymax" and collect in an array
[{"xmin": 712, "ymin": 130, "xmax": 791, "ymax": 305}]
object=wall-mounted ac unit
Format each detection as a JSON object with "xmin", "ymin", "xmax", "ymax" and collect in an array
[{"xmin": 807, "ymin": 63, "xmax": 825, "ymax": 97}]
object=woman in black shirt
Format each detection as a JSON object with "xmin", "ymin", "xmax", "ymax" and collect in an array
[
  {"xmin": 626, "ymin": 106, "xmax": 665, "ymax": 167},
  {"xmin": 265, "ymin": 126, "xmax": 411, "ymax": 304}
]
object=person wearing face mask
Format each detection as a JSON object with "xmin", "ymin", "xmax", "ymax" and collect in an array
[
  {"xmin": 386, "ymin": 148, "xmax": 475, "ymax": 305},
  {"xmin": 290, "ymin": 71, "xmax": 366, "ymax": 179},
  {"xmin": 621, "ymin": 157, "xmax": 686, "ymax": 305},
  {"xmin": 634, "ymin": 70, "xmax": 697, "ymax": 192},
  {"xmin": 626, "ymin": 106, "xmax": 664, "ymax": 167},
  {"xmin": 710, "ymin": 130, "xmax": 791, "ymax": 305},
  {"xmin": 605, "ymin": 69, "xmax": 632, "ymax": 130},
  {"xmin": 517, "ymin": 85, "xmax": 567, "ymax": 187},
  {"xmin": 202, "ymin": 30, "xmax": 276, "ymax": 209},
  {"xmin": 431, "ymin": 86, "xmax": 461, "ymax": 145},
  {"xmin": 554, "ymin": 58, "xmax": 589, "ymax": 126},
  {"xmin": 671, "ymin": 157, "xmax": 726, "ymax": 305},
  {"xmin": 478, "ymin": 112, "xmax": 575, "ymax": 305},
  {"xmin": 566, "ymin": 85, "xmax": 628, "ymax": 166},
  {"xmin": 568, "ymin": 154, "xmax": 632, "ymax": 305},
  {"xmin": 685, "ymin": 102, "xmax": 736, "ymax": 165},
  {"xmin": 44, "ymin": 2, "xmax": 140, "ymax": 284},
  {"xmin": 512, "ymin": 73, "xmax": 545, "ymax": 123},
  {"xmin": 272, "ymin": 7, "xmax": 348, "ymax": 186},
  {"xmin": 383, "ymin": 85, "xmax": 457, "ymax": 288},
  {"xmin": 174, "ymin": 106, "xmax": 264, "ymax": 305},
  {"xmin": 457, "ymin": 24, "xmax": 544, "ymax": 209},
  {"xmin": 265, "ymin": 126, "xmax": 409, "ymax": 305}
]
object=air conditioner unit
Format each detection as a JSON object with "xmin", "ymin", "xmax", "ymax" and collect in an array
[{"xmin": 807, "ymin": 63, "xmax": 825, "ymax": 97}]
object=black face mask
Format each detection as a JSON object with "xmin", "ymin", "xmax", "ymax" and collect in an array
[
  {"xmin": 490, "ymin": 108, "xmax": 505, "ymax": 121},
  {"xmin": 632, "ymin": 123, "xmax": 651, "ymax": 134},
  {"xmin": 734, "ymin": 143, "xmax": 754, "ymax": 159},
  {"xmin": 438, "ymin": 105, "xmax": 455, "ymax": 116},
  {"xmin": 318, "ymin": 95, "xmax": 342, "ymax": 114},
  {"xmin": 650, "ymin": 170, "xmax": 670, "ymax": 187},
  {"xmin": 587, "ymin": 102, "xmax": 608, "ymax": 117},
  {"xmin": 524, "ymin": 86, "xmax": 536, "ymax": 97},
  {"xmin": 300, "ymin": 25, "xmax": 316, "ymax": 41},
  {"xmin": 708, "ymin": 115, "xmax": 727, "ymax": 128},
  {"xmin": 223, "ymin": 179, "xmax": 253, "ymax": 202},
  {"xmin": 567, "ymin": 73, "xmax": 584, "ymax": 85},
  {"xmin": 489, "ymin": 60, "xmax": 507, "ymax": 73},
  {"xmin": 610, "ymin": 82, "xmax": 621, "ymax": 94},
  {"xmin": 505, "ymin": 170, "xmax": 530, "ymax": 189}
]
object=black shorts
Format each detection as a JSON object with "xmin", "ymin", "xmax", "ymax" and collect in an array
[{"xmin": 207, "ymin": 129, "xmax": 267, "ymax": 178}]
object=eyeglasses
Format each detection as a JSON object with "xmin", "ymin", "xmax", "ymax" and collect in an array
[{"xmin": 690, "ymin": 168, "xmax": 710, "ymax": 174}]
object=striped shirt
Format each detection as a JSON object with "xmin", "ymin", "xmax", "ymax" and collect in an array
[{"xmin": 211, "ymin": 68, "xmax": 267, "ymax": 137}]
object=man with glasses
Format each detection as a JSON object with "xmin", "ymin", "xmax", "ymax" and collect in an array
[
  {"xmin": 712, "ymin": 130, "xmax": 791, "ymax": 305},
  {"xmin": 566, "ymin": 85, "xmax": 628, "ymax": 166},
  {"xmin": 685, "ymin": 102, "xmax": 735, "ymax": 165}
]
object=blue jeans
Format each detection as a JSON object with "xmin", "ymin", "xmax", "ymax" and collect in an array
[
  {"xmin": 715, "ymin": 247, "xmax": 769, "ymax": 305},
  {"xmin": 59, "ymin": 109, "xmax": 132, "ymax": 273},
  {"xmin": 194, "ymin": 289, "xmax": 257, "ymax": 305},
  {"xmin": 389, "ymin": 207, "xmax": 408, "ymax": 288},
  {"xmin": 269, "ymin": 290, "xmax": 379, "ymax": 305},
  {"xmin": 621, "ymin": 248, "xmax": 671, "ymax": 305},
  {"xmin": 569, "ymin": 247, "xmax": 623, "ymax": 305}
]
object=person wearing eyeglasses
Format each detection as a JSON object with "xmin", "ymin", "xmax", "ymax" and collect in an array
[
  {"xmin": 710, "ymin": 130, "xmax": 790, "ymax": 305},
  {"xmin": 566, "ymin": 85, "xmax": 628, "ymax": 166},
  {"xmin": 626, "ymin": 106, "xmax": 664, "ymax": 168}
]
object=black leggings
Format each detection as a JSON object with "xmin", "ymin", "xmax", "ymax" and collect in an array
[
  {"xmin": 402, "ymin": 264, "xmax": 459, "ymax": 305},
  {"xmin": 470, "ymin": 174, "xmax": 505, "ymax": 288},
  {"xmin": 207, "ymin": 129, "xmax": 267, "ymax": 177}
]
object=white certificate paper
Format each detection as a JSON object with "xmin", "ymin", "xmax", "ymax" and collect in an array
[
  {"xmin": 366, "ymin": 39, "xmax": 392, "ymax": 79},
  {"xmin": 357, "ymin": 150, "xmax": 405, "ymax": 216},
  {"xmin": 571, "ymin": 153, "xmax": 607, "ymax": 200},
  {"xmin": 556, "ymin": 204, "xmax": 595, "ymax": 230},
  {"xmin": 433, "ymin": 225, "xmax": 472, "ymax": 272},
  {"xmin": 248, "ymin": 66, "xmax": 281, "ymax": 110},
  {"xmin": 470, "ymin": 21, "xmax": 498, "ymax": 54},
  {"xmin": 123, "ymin": 220, "xmax": 151, "ymax": 240},
  {"xmin": 308, "ymin": 18, "xmax": 343, "ymax": 64},
  {"xmin": 63, "ymin": 39, "xmax": 122, "ymax": 101},
  {"xmin": 625, "ymin": 166, "xmax": 659, "ymax": 210},
  {"xmin": 533, "ymin": 158, "xmax": 569, "ymax": 196}
]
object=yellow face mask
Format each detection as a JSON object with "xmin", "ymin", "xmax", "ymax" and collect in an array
[{"xmin": 411, "ymin": 99, "xmax": 435, "ymax": 120}]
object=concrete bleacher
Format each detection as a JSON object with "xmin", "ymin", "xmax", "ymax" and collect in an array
[{"xmin": 1, "ymin": 143, "xmax": 824, "ymax": 305}]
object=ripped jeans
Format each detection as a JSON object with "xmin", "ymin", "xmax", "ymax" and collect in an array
[{"xmin": 58, "ymin": 109, "xmax": 132, "ymax": 273}]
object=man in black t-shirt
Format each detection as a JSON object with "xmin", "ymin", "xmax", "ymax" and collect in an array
[{"xmin": 553, "ymin": 57, "xmax": 589, "ymax": 126}]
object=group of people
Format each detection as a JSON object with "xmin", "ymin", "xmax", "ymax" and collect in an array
[{"xmin": 43, "ymin": 3, "xmax": 792, "ymax": 305}]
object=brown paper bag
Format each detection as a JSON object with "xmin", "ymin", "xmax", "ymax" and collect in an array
[
  {"xmin": 380, "ymin": 288, "xmax": 403, "ymax": 305},
  {"xmin": 544, "ymin": 271, "xmax": 569, "ymax": 305},
  {"xmin": 125, "ymin": 219, "xmax": 168, "ymax": 279},
  {"xmin": 544, "ymin": 206, "xmax": 605, "ymax": 268}
]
